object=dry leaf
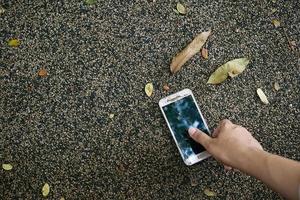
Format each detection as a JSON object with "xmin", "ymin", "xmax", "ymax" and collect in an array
[
  {"xmin": 60, "ymin": 197, "xmax": 65, "ymax": 200},
  {"xmin": 272, "ymin": 19, "xmax": 280, "ymax": 28},
  {"xmin": 270, "ymin": 8, "xmax": 277, "ymax": 14},
  {"xmin": 257, "ymin": 88, "xmax": 269, "ymax": 105},
  {"xmin": 8, "ymin": 39, "xmax": 21, "ymax": 47},
  {"xmin": 163, "ymin": 84, "xmax": 170, "ymax": 92},
  {"xmin": 2, "ymin": 164, "xmax": 13, "ymax": 170},
  {"xmin": 85, "ymin": 0, "xmax": 97, "ymax": 5},
  {"xmin": 190, "ymin": 178, "xmax": 198, "ymax": 187},
  {"xmin": 176, "ymin": 3, "xmax": 186, "ymax": 15},
  {"xmin": 0, "ymin": 6, "xmax": 5, "ymax": 15},
  {"xmin": 170, "ymin": 30, "xmax": 211, "ymax": 74},
  {"xmin": 289, "ymin": 41, "xmax": 296, "ymax": 51},
  {"xmin": 274, "ymin": 82, "xmax": 280, "ymax": 91},
  {"xmin": 145, "ymin": 83, "xmax": 154, "ymax": 97},
  {"xmin": 207, "ymin": 58, "xmax": 249, "ymax": 84},
  {"xmin": 42, "ymin": 183, "xmax": 50, "ymax": 197},
  {"xmin": 201, "ymin": 48, "xmax": 208, "ymax": 59},
  {"xmin": 109, "ymin": 113, "xmax": 114, "ymax": 119},
  {"xmin": 38, "ymin": 68, "xmax": 48, "ymax": 77},
  {"xmin": 204, "ymin": 188, "xmax": 216, "ymax": 197}
]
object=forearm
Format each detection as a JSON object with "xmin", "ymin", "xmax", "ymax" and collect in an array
[{"xmin": 238, "ymin": 148, "xmax": 300, "ymax": 200}]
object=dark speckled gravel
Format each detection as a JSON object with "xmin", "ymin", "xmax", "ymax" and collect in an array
[{"xmin": 0, "ymin": 0, "xmax": 299, "ymax": 199}]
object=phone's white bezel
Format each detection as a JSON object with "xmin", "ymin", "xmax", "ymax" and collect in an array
[{"xmin": 159, "ymin": 88, "xmax": 211, "ymax": 166}]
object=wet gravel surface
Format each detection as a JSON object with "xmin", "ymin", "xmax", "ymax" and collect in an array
[{"xmin": 0, "ymin": 0, "xmax": 299, "ymax": 199}]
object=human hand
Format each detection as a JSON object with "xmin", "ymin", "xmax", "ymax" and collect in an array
[{"xmin": 188, "ymin": 119, "xmax": 263, "ymax": 170}]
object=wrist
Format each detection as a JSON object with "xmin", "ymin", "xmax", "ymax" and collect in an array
[{"xmin": 235, "ymin": 147, "xmax": 268, "ymax": 175}]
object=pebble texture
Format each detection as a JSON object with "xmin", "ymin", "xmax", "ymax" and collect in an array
[{"xmin": 0, "ymin": 0, "xmax": 299, "ymax": 199}]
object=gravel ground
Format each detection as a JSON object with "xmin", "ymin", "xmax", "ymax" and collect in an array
[{"xmin": 0, "ymin": 0, "xmax": 299, "ymax": 199}]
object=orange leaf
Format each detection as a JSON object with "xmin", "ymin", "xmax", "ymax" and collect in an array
[{"xmin": 38, "ymin": 68, "xmax": 48, "ymax": 77}]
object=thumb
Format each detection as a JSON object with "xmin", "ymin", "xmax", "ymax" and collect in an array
[{"xmin": 188, "ymin": 127, "xmax": 213, "ymax": 151}]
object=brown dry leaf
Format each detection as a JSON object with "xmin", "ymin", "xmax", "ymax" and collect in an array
[
  {"xmin": 38, "ymin": 68, "xmax": 48, "ymax": 77},
  {"xmin": 201, "ymin": 48, "xmax": 208, "ymax": 59},
  {"xmin": 2, "ymin": 163, "xmax": 13, "ymax": 171},
  {"xmin": 170, "ymin": 30, "xmax": 211, "ymax": 74},
  {"xmin": 42, "ymin": 183, "xmax": 50, "ymax": 197},
  {"xmin": 257, "ymin": 88, "xmax": 269, "ymax": 105},
  {"xmin": 272, "ymin": 19, "xmax": 280, "ymax": 28},
  {"xmin": 145, "ymin": 83, "xmax": 154, "ymax": 97},
  {"xmin": 117, "ymin": 163, "xmax": 125, "ymax": 171},
  {"xmin": 207, "ymin": 58, "xmax": 249, "ymax": 84},
  {"xmin": 163, "ymin": 84, "xmax": 170, "ymax": 92},
  {"xmin": 190, "ymin": 178, "xmax": 198, "ymax": 187},
  {"xmin": 274, "ymin": 82, "xmax": 280, "ymax": 91},
  {"xmin": 176, "ymin": 3, "xmax": 186, "ymax": 15},
  {"xmin": 204, "ymin": 188, "xmax": 217, "ymax": 197},
  {"xmin": 8, "ymin": 39, "xmax": 21, "ymax": 47}
]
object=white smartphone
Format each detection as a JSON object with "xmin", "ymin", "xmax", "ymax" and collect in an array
[{"xmin": 159, "ymin": 89, "xmax": 211, "ymax": 166}]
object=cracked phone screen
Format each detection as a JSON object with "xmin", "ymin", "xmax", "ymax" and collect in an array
[{"xmin": 162, "ymin": 95, "xmax": 209, "ymax": 159}]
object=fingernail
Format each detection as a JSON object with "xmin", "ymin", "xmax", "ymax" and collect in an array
[{"xmin": 188, "ymin": 127, "xmax": 197, "ymax": 136}]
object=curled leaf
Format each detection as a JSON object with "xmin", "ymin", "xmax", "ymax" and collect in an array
[
  {"xmin": 274, "ymin": 82, "xmax": 280, "ymax": 91},
  {"xmin": 170, "ymin": 30, "xmax": 211, "ymax": 74},
  {"xmin": 207, "ymin": 58, "xmax": 249, "ymax": 84},
  {"xmin": 42, "ymin": 183, "xmax": 50, "ymax": 197},
  {"xmin": 2, "ymin": 164, "xmax": 13, "ymax": 170},
  {"xmin": 257, "ymin": 88, "xmax": 269, "ymax": 105},
  {"xmin": 204, "ymin": 188, "xmax": 216, "ymax": 197},
  {"xmin": 145, "ymin": 83, "xmax": 154, "ymax": 97},
  {"xmin": 8, "ymin": 39, "xmax": 21, "ymax": 47},
  {"xmin": 176, "ymin": 3, "xmax": 187, "ymax": 15},
  {"xmin": 272, "ymin": 19, "xmax": 280, "ymax": 28},
  {"xmin": 201, "ymin": 48, "xmax": 208, "ymax": 59},
  {"xmin": 38, "ymin": 68, "xmax": 48, "ymax": 77},
  {"xmin": 163, "ymin": 84, "xmax": 170, "ymax": 92}
]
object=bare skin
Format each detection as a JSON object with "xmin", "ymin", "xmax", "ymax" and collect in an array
[{"xmin": 188, "ymin": 119, "xmax": 300, "ymax": 200}]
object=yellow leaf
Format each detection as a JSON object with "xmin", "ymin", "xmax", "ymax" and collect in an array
[
  {"xmin": 42, "ymin": 183, "xmax": 50, "ymax": 197},
  {"xmin": 207, "ymin": 58, "xmax": 249, "ymax": 84},
  {"xmin": 272, "ymin": 19, "xmax": 280, "ymax": 28},
  {"xmin": 257, "ymin": 88, "xmax": 269, "ymax": 105},
  {"xmin": 201, "ymin": 48, "xmax": 208, "ymax": 59},
  {"xmin": 8, "ymin": 39, "xmax": 21, "ymax": 47},
  {"xmin": 176, "ymin": 3, "xmax": 187, "ymax": 15},
  {"xmin": 170, "ymin": 30, "xmax": 211, "ymax": 74},
  {"xmin": 2, "ymin": 164, "xmax": 13, "ymax": 170},
  {"xmin": 274, "ymin": 82, "xmax": 280, "ymax": 91},
  {"xmin": 204, "ymin": 188, "xmax": 216, "ymax": 197},
  {"xmin": 145, "ymin": 83, "xmax": 154, "ymax": 97}
]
